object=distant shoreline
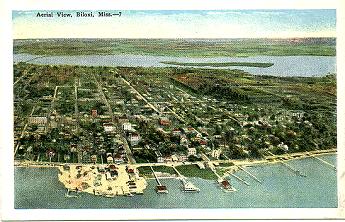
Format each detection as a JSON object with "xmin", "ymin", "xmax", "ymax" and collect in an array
[{"xmin": 13, "ymin": 38, "xmax": 336, "ymax": 57}]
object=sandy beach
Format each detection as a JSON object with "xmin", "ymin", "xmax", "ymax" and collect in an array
[{"xmin": 57, "ymin": 164, "xmax": 147, "ymax": 197}]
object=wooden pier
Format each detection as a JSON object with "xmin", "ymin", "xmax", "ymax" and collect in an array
[
  {"xmin": 279, "ymin": 161, "xmax": 307, "ymax": 177},
  {"xmin": 209, "ymin": 167, "xmax": 236, "ymax": 191},
  {"xmin": 266, "ymin": 151, "xmax": 306, "ymax": 177},
  {"xmin": 150, "ymin": 166, "xmax": 168, "ymax": 193},
  {"xmin": 229, "ymin": 172, "xmax": 250, "ymax": 186},
  {"xmin": 237, "ymin": 165, "xmax": 262, "ymax": 184},
  {"xmin": 309, "ymin": 153, "xmax": 336, "ymax": 171}
]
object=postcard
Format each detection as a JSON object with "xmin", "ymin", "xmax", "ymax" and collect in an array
[{"xmin": 1, "ymin": 0, "xmax": 344, "ymax": 221}]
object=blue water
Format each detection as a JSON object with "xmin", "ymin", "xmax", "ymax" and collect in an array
[
  {"xmin": 13, "ymin": 54, "xmax": 336, "ymax": 77},
  {"xmin": 14, "ymin": 154, "xmax": 337, "ymax": 209}
]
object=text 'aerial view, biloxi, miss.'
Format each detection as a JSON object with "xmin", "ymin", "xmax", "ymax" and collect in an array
[{"xmin": 36, "ymin": 11, "xmax": 122, "ymax": 18}]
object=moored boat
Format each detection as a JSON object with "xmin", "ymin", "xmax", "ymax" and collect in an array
[{"xmin": 182, "ymin": 181, "xmax": 200, "ymax": 192}]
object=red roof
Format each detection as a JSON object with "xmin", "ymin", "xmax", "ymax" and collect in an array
[
  {"xmin": 200, "ymin": 140, "xmax": 207, "ymax": 145},
  {"xmin": 159, "ymin": 119, "xmax": 170, "ymax": 125},
  {"xmin": 221, "ymin": 180, "xmax": 230, "ymax": 187},
  {"xmin": 109, "ymin": 164, "xmax": 117, "ymax": 169},
  {"xmin": 156, "ymin": 185, "xmax": 167, "ymax": 190}
]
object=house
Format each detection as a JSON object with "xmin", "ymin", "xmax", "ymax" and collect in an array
[
  {"xmin": 164, "ymin": 156, "xmax": 173, "ymax": 162},
  {"xmin": 28, "ymin": 117, "xmax": 47, "ymax": 125},
  {"xmin": 188, "ymin": 148, "xmax": 197, "ymax": 156},
  {"xmin": 292, "ymin": 111, "xmax": 304, "ymax": 119},
  {"xmin": 157, "ymin": 156, "xmax": 164, "ymax": 163},
  {"xmin": 122, "ymin": 122, "xmax": 132, "ymax": 131},
  {"xmin": 155, "ymin": 151, "xmax": 164, "ymax": 163},
  {"xmin": 180, "ymin": 135, "xmax": 189, "ymax": 145},
  {"xmin": 197, "ymin": 162, "xmax": 205, "ymax": 169},
  {"xmin": 278, "ymin": 142, "xmax": 289, "ymax": 152},
  {"xmin": 172, "ymin": 128, "xmax": 182, "ymax": 136},
  {"xmin": 114, "ymin": 153, "xmax": 124, "ymax": 164},
  {"xmin": 91, "ymin": 155, "xmax": 97, "ymax": 164},
  {"xmin": 199, "ymin": 140, "xmax": 207, "ymax": 146},
  {"xmin": 178, "ymin": 154, "xmax": 188, "ymax": 162},
  {"xmin": 70, "ymin": 144, "xmax": 77, "ymax": 152},
  {"xmin": 159, "ymin": 117, "xmax": 170, "ymax": 126},
  {"xmin": 91, "ymin": 109, "xmax": 97, "ymax": 118},
  {"xmin": 126, "ymin": 167, "xmax": 135, "ymax": 174},
  {"xmin": 211, "ymin": 148, "xmax": 222, "ymax": 159},
  {"xmin": 187, "ymin": 127, "xmax": 195, "ymax": 132},
  {"xmin": 106, "ymin": 170, "xmax": 118, "ymax": 180},
  {"xmin": 106, "ymin": 153, "xmax": 114, "ymax": 164},
  {"xmin": 128, "ymin": 133, "xmax": 140, "ymax": 146},
  {"xmin": 103, "ymin": 123, "xmax": 115, "ymax": 133},
  {"xmin": 171, "ymin": 155, "xmax": 178, "ymax": 162}
]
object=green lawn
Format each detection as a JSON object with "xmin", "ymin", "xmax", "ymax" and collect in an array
[
  {"xmin": 152, "ymin": 166, "xmax": 176, "ymax": 175},
  {"xmin": 176, "ymin": 164, "xmax": 218, "ymax": 180}
]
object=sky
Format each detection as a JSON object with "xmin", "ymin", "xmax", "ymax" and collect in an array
[{"xmin": 12, "ymin": 10, "xmax": 336, "ymax": 39}]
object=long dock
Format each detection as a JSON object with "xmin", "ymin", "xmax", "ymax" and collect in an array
[
  {"xmin": 150, "ymin": 166, "xmax": 168, "ymax": 193},
  {"xmin": 237, "ymin": 165, "xmax": 262, "ymax": 184},
  {"xmin": 150, "ymin": 166, "xmax": 162, "ymax": 186},
  {"xmin": 310, "ymin": 154, "xmax": 336, "ymax": 171},
  {"xmin": 266, "ymin": 151, "xmax": 306, "ymax": 177},
  {"xmin": 209, "ymin": 167, "xmax": 236, "ymax": 191},
  {"xmin": 229, "ymin": 172, "xmax": 250, "ymax": 186},
  {"xmin": 280, "ymin": 161, "xmax": 307, "ymax": 177}
]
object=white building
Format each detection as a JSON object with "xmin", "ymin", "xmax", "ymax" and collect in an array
[
  {"xmin": 28, "ymin": 116, "xmax": 47, "ymax": 125},
  {"xmin": 122, "ymin": 122, "xmax": 132, "ymax": 131},
  {"xmin": 188, "ymin": 148, "xmax": 197, "ymax": 156},
  {"xmin": 107, "ymin": 156, "xmax": 114, "ymax": 164},
  {"xmin": 103, "ymin": 123, "xmax": 115, "ymax": 133},
  {"xmin": 211, "ymin": 148, "xmax": 222, "ymax": 159},
  {"xmin": 278, "ymin": 143, "xmax": 289, "ymax": 152},
  {"xmin": 129, "ymin": 133, "xmax": 140, "ymax": 146}
]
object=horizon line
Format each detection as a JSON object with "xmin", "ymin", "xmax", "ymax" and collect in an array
[{"xmin": 13, "ymin": 37, "xmax": 337, "ymax": 40}]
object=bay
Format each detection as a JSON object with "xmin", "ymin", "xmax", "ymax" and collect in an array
[{"xmin": 13, "ymin": 54, "xmax": 336, "ymax": 77}]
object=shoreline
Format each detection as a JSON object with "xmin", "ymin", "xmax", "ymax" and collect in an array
[
  {"xmin": 14, "ymin": 148, "xmax": 337, "ymax": 169},
  {"xmin": 14, "ymin": 149, "xmax": 336, "ymax": 197}
]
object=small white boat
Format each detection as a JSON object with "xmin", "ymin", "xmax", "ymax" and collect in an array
[{"xmin": 182, "ymin": 181, "xmax": 200, "ymax": 192}]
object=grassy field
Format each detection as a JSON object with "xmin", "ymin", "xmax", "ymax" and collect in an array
[
  {"xmin": 152, "ymin": 166, "xmax": 176, "ymax": 175},
  {"xmin": 137, "ymin": 166, "xmax": 153, "ymax": 177},
  {"xmin": 14, "ymin": 38, "xmax": 336, "ymax": 57},
  {"xmin": 175, "ymin": 165, "xmax": 218, "ymax": 180},
  {"xmin": 160, "ymin": 61, "xmax": 274, "ymax": 67}
]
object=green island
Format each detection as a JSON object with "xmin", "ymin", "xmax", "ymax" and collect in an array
[
  {"xmin": 160, "ymin": 61, "xmax": 274, "ymax": 68},
  {"xmin": 14, "ymin": 38, "xmax": 336, "ymax": 57}
]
